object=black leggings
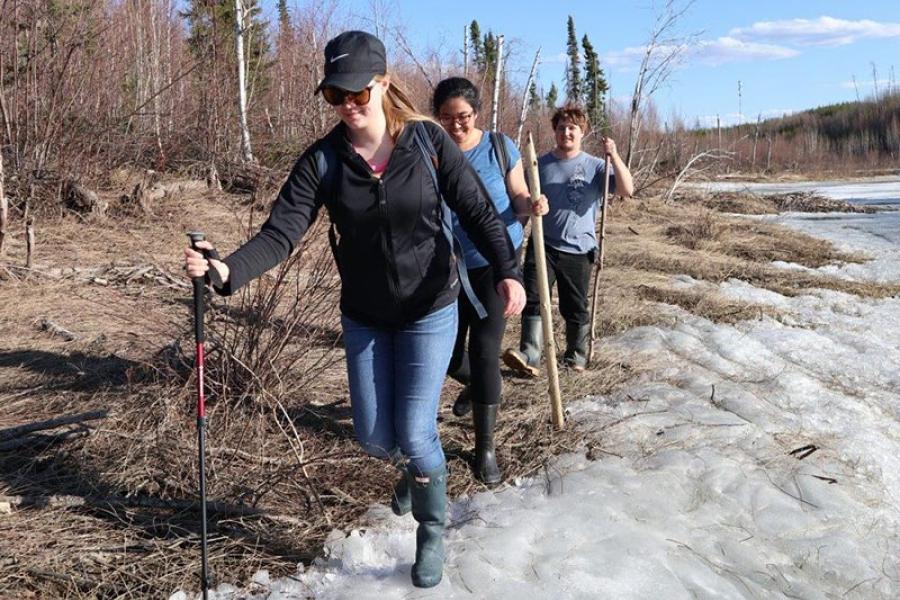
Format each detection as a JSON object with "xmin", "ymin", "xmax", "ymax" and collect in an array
[{"xmin": 447, "ymin": 265, "xmax": 507, "ymax": 406}]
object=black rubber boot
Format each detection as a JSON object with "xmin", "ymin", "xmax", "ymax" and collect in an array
[
  {"xmin": 472, "ymin": 403, "xmax": 501, "ymax": 485},
  {"xmin": 409, "ymin": 466, "xmax": 447, "ymax": 588},
  {"xmin": 564, "ymin": 321, "xmax": 591, "ymax": 372},
  {"xmin": 451, "ymin": 386, "xmax": 472, "ymax": 417},
  {"xmin": 502, "ymin": 315, "xmax": 543, "ymax": 377}
]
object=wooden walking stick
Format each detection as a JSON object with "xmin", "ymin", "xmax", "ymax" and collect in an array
[
  {"xmin": 587, "ymin": 152, "xmax": 612, "ymax": 366},
  {"xmin": 524, "ymin": 133, "xmax": 564, "ymax": 429}
]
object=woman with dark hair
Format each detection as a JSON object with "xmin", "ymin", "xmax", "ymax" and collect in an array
[
  {"xmin": 184, "ymin": 33, "xmax": 525, "ymax": 588},
  {"xmin": 432, "ymin": 77, "xmax": 547, "ymax": 485}
]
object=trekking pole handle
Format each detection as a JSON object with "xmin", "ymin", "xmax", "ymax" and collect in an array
[{"xmin": 187, "ymin": 232, "xmax": 224, "ymax": 288}]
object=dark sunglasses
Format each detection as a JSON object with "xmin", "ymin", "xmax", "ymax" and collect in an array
[{"xmin": 321, "ymin": 85, "xmax": 375, "ymax": 106}]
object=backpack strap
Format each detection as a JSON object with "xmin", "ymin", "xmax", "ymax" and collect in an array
[
  {"xmin": 411, "ymin": 122, "xmax": 488, "ymax": 320},
  {"xmin": 489, "ymin": 131, "xmax": 514, "ymax": 200},
  {"xmin": 489, "ymin": 131, "xmax": 509, "ymax": 175}
]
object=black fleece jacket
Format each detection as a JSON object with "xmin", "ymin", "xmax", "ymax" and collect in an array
[{"xmin": 218, "ymin": 120, "xmax": 521, "ymax": 327}]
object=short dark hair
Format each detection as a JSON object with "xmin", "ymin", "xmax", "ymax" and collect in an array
[
  {"xmin": 432, "ymin": 77, "xmax": 481, "ymax": 116},
  {"xmin": 551, "ymin": 103, "xmax": 589, "ymax": 134}
]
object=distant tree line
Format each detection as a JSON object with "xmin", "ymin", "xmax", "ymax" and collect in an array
[{"xmin": 681, "ymin": 93, "xmax": 900, "ymax": 174}]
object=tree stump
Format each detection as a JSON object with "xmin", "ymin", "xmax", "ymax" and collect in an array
[
  {"xmin": 63, "ymin": 180, "xmax": 107, "ymax": 217},
  {"xmin": 122, "ymin": 170, "xmax": 163, "ymax": 214}
]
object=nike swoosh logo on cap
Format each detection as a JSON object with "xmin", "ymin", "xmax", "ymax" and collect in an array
[{"xmin": 329, "ymin": 53, "xmax": 350, "ymax": 63}]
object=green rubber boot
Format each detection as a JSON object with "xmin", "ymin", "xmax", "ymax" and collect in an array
[{"xmin": 409, "ymin": 466, "xmax": 447, "ymax": 588}]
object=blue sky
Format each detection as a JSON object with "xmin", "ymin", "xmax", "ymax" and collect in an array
[{"xmin": 263, "ymin": 0, "xmax": 900, "ymax": 128}]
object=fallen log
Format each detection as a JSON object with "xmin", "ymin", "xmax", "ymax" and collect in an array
[
  {"xmin": 0, "ymin": 429, "xmax": 89, "ymax": 451},
  {"xmin": 0, "ymin": 409, "xmax": 107, "ymax": 442},
  {"xmin": 36, "ymin": 317, "xmax": 78, "ymax": 341},
  {"xmin": 0, "ymin": 494, "xmax": 305, "ymax": 525}
]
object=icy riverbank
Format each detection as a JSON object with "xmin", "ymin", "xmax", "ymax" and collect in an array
[{"xmin": 180, "ymin": 178, "xmax": 900, "ymax": 600}]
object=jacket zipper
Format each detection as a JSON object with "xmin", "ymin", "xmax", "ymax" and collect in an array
[{"xmin": 377, "ymin": 178, "xmax": 402, "ymax": 307}]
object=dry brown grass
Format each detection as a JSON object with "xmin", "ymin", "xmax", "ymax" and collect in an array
[{"xmin": 1, "ymin": 183, "xmax": 896, "ymax": 598}]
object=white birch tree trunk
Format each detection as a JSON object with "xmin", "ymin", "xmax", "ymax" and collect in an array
[
  {"xmin": 490, "ymin": 35, "xmax": 504, "ymax": 131},
  {"xmin": 235, "ymin": 0, "xmax": 254, "ymax": 163},
  {"xmin": 516, "ymin": 47, "xmax": 541, "ymax": 148},
  {"xmin": 463, "ymin": 25, "xmax": 469, "ymax": 77}
]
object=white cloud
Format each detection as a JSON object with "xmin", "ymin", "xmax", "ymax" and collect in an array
[
  {"xmin": 693, "ymin": 108, "xmax": 797, "ymax": 128},
  {"xmin": 601, "ymin": 37, "xmax": 796, "ymax": 71},
  {"xmin": 730, "ymin": 16, "xmax": 900, "ymax": 47},
  {"xmin": 542, "ymin": 52, "xmax": 568, "ymax": 65},
  {"xmin": 759, "ymin": 108, "xmax": 797, "ymax": 118},
  {"xmin": 573, "ymin": 16, "xmax": 898, "ymax": 77},
  {"xmin": 695, "ymin": 37, "xmax": 799, "ymax": 65},
  {"xmin": 602, "ymin": 43, "xmax": 687, "ymax": 70}
]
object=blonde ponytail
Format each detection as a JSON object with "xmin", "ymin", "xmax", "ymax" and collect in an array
[{"xmin": 376, "ymin": 75, "xmax": 433, "ymax": 140}]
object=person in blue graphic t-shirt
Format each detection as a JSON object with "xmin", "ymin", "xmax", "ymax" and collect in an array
[
  {"xmin": 432, "ymin": 77, "xmax": 548, "ymax": 485},
  {"xmin": 503, "ymin": 104, "xmax": 634, "ymax": 374}
]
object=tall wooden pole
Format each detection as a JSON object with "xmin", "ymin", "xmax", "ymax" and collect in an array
[
  {"xmin": 524, "ymin": 134, "xmax": 564, "ymax": 429},
  {"xmin": 0, "ymin": 150, "xmax": 6, "ymax": 257},
  {"xmin": 587, "ymin": 153, "xmax": 612, "ymax": 365},
  {"xmin": 25, "ymin": 216, "xmax": 34, "ymax": 269}
]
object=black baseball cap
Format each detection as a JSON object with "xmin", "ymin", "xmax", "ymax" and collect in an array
[{"xmin": 316, "ymin": 31, "xmax": 387, "ymax": 93}]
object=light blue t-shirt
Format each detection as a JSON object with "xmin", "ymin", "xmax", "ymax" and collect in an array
[
  {"xmin": 539, "ymin": 151, "xmax": 616, "ymax": 254},
  {"xmin": 452, "ymin": 132, "xmax": 523, "ymax": 269}
]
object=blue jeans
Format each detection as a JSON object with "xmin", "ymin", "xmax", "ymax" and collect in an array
[{"xmin": 341, "ymin": 303, "xmax": 458, "ymax": 475}]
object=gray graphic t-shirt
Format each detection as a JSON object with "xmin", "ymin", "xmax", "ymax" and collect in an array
[{"xmin": 538, "ymin": 151, "xmax": 616, "ymax": 254}]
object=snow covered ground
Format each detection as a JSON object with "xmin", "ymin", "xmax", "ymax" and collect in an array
[{"xmin": 176, "ymin": 178, "xmax": 900, "ymax": 600}]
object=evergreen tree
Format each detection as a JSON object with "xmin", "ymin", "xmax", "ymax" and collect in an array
[
  {"xmin": 183, "ymin": 0, "xmax": 269, "ymax": 74},
  {"xmin": 469, "ymin": 20, "xmax": 482, "ymax": 72},
  {"xmin": 582, "ymin": 34, "xmax": 609, "ymax": 131},
  {"xmin": 181, "ymin": 0, "xmax": 271, "ymax": 156},
  {"xmin": 482, "ymin": 31, "xmax": 498, "ymax": 82},
  {"xmin": 565, "ymin": 16, "xmax": 582, "ymax": 102},
  {"xmin": 529, "ymin": 80, "xmax": 542, "ymax": 111},
  {"xmin": 546, "ymin": 83, "xmax": 558, "ymax": 110},
  {"xmin": 277, "ymin": 0, "xmax": 290, "ymax": 33}
]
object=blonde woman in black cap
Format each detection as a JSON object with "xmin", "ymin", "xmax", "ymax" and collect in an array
[{"xmin": 184, "ymin": 31, "xmax": 524, "ymax": 588}]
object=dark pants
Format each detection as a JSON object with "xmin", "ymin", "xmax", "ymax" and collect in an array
[
  {"xmin": 522, "ymin": 240, "xmax": 592, "ymax": 326},
  {"xmin": 447, "ymin": 265, "xmax": 507, "ymax": 406}
]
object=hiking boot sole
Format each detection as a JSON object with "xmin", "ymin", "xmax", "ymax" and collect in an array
[{"xmin": 502, "ymin": 349, "xmax": 540, "ymax": 377}]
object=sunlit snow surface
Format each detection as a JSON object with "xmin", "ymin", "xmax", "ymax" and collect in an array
[{"xmin": 178, "ymin": 179, "xmax": 900, "ymax": 599}]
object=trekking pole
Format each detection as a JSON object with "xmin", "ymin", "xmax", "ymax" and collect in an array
[
  {"xmin": 587, "ymin": 152, "xmax": 612, "ymax": 366},
  {"xmin": 524, "ymin": 134, "xmax": 564, "ymax": 429},
  {"xmin": 187, "ymin": 231, "xmax": 218, "ymax": 600}
]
